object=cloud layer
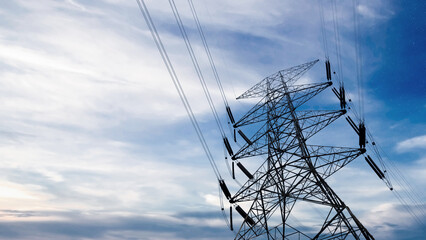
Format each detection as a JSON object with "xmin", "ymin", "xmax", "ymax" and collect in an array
[{"xmin": 0, "ymin": 0, "xmax": 424, "ymax": 239}]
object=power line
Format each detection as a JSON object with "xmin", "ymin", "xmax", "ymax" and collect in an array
[
  {"xmin": 136, "ymin": 0, "xmax": 221, "ymax": 179},
  {"xmin": 187, "ymin": 0, "xmax": 239, "ymax": 141},
  {"xmin": 168, "ymin": 0, "xmax": 226, "ymax": 138},
  {"xmin": 329, "ymin": 0, "xmax": 424, "ymax": 227},
  {"xmin": 318, "ymin": 0, "xmax": 329, "ymax": 59},
  {"xmin": 187, "ymin": 0, "xmax": 230, "ymax": 108},
  {"xmin": 331, "ymin": 0, "xmax": 344, "ymax": 82},
  {"xmin": 352, "ymin": 0, "xmax": 365, "ymax": 121},
  {"xmin": 367, "ymin": 131, "xmax": 426, "ymax": 220}
]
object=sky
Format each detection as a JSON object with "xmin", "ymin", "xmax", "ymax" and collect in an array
[{"xmin": 0, "ymin": 0, "xmax": 424, "ymax": 239}]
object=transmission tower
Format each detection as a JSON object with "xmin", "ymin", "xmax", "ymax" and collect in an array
[{"xmin": 223, "ymin": 59, "xmax": 375, "ymax": 239}]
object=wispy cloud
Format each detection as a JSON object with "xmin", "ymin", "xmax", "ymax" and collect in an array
[
  {"xmin": 0, "ymin": 210, "xmax": 233, "ymax": 240},
  {"xmin": 0, "ymin": 0, "xmax": 423, "ymax": 239},
  {"xmin": 396, "ymin": 135, "xmax": 426, "ymax": 152}
]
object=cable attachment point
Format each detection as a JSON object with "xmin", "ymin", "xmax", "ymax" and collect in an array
[
  {"xmin": 226, "ymin": 106, "xmax": 235, "ymax": 125},
  {"xmin": 223, "ymin": 137, "xmax": 234, "ymax": 156},
  {"xmin": 339, "ymin": 85, "xmax": 346, "ymax": 109},
  {"xmin": 219, "ymin": 179, "xmax": 232, "ymax": 200},
  {"xmin": 332, "ymin": 85, "xmax": 346, "ymax": 109},
  {"xmin": 325, "ymin": 60, "xmax": 332, "ymax": 81},
  {"xmin": 359, "ymin": 122, "xmax": 366, "ymax": 149}
]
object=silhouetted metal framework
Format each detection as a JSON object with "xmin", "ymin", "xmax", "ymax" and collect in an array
[{"xmin": 229, "ymin": 60, "xmax": 374, "ymax": 240}]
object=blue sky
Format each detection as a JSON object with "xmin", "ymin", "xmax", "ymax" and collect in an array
[{"xmin": 0, "ymin": 0, "xmax": 424, "ymax": 239}]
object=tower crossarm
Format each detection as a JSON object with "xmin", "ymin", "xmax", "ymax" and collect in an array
[
  {"xmin": 231, "ymin": 145, "xmax": 363, "ymax": 204},
  {"xmin": 237, "ymin": 59, "xmax": 319, "ymax": 99},
  {"xmin": 233, "ymin": 110, "xmax": 346, "ymax": 160},
  {"xmin": 234, "ymin": 82, "xmax": 332, "ymax": 128},
  {"xmin": 306, "ymin": 145, "xmax": 365, "ymax": 179}
]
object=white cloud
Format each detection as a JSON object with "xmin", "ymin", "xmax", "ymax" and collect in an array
[
  {"xmin": 0, "ymin": 0, "xmax": 421, "ymax": 239},
  {"xmin": 357, "ymin": 4, "xmax": 394, "ymax": 21},
  {"xmin": 358, "ymin": 5, "xmax": 378, "ymax": 19},
  {"xmin": 203, "ymin": 193, "xmax": 220, "ymax": 207},
  {"xmin": 396, "ymin": 135, "xmax": 426, "ymax": 152},
  {"xmin": 362, "ymin": 202, "xmax": 426, "ymax": 240}
]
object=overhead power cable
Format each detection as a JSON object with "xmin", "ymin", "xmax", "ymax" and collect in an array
[
  {"xmin": 186, "ymin": 0, "xmax": 240, "ymax": 169},
  {"xmin": 136, "ymin": 0, "xmax": 221, "ymax": 179},
  {"xmin": 330, "ymin": 0, "xmax": 424, "ymax": 227},
  {"xmin": 318, "ymin": 0, "xmax": 329, "ymax": 59},
  {"xmin": 168, "ymin": 0, "xmax": 227, "ymax": 138},
  {"xmin": 352, "ymin": 0, "xmax": 365, "ymax": 121},
  {"xmin": 170, "ymin": 0, "xmax": 241, "ymax": 193},
  {"xmin": 331, "ymin": 0, "xmax": 343, "ymax": 82},
  {"xmin": 187, "ymin": 0, "xmax": 230, "ymax": 109},
  {"xmin": 366, "ymin": 131, "xmax": 426, "ymax": 222}
]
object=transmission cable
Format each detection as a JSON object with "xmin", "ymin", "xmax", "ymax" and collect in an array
[
  {"xmin": 171, "ymin": 0, "xmax": 245, "ymax": 189},
  {"xmin": 393, "ymin": 185, "xmax": 425, "ymax": 226},
  {"xmin": 318, "ymin": 0, "xmax": 329, "ymax": 59},
  {"xmin": 168, "ymin": 0, "xmax": 226, "ymax": 138},
  {"xmin": 352, "ymin": 0, "xmax": 424, "ymax": 225},
  {"xmin": 186, "ymin": 0, "xmax": 239, "ymax": 148},
  {"xmin": 352, "ymin": 0, "xmax": 365, "ymax": 121},
  {"xmin": 136, "ymin": 0, "xmax": 221, "ymax": 180},
  {"xmin": 331, "ymin": 0, "xmax": 344, "ymax": 84},
  {"xmin": 187, "ymin": 0, "xmax": 230, "ymax": 109},
  {"xmin": 367, "ymin": 132, "xmax": 426, "ymax": 218},
  {"xmin": 331, "ymin": 0, "xmax": 424, "ymax": 226},
  {"xmin": 166, "ymin": 1, "xmax": 241, "ymax": 229}
]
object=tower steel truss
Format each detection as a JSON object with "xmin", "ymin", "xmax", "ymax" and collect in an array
[{"xmin": 229, "ymin": 60, "xmax": 374, "ymax": 240}]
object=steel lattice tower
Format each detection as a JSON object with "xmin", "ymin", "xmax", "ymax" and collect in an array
[{"xmin": 228, "ymin": 60, "xmax": 374, "ymax": 239}]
